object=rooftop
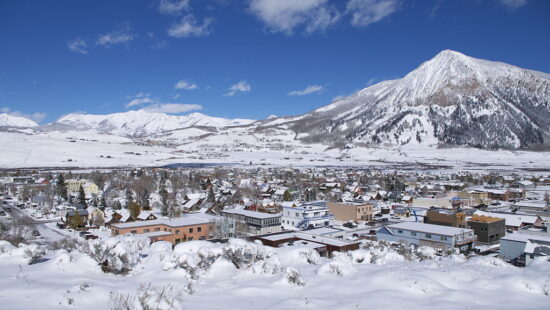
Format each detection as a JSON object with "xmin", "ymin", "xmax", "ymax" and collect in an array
[
  {"xmin": 386, "ymin": 222, "xmax": 473, "ymax": 236},
  {"xmin": 111, "ymin": 215, "xmax": 211, "ymax": 229}
]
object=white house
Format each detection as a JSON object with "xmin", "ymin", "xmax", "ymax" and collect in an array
[
  {"xmin": 281, "ymin": 201, "xmax": 334, "ymax": 230},
  {"xmin": 221, "ymin": 209, "xmax": 282, "ymax": 235},
  {"xmin": 376, "ymin": 222, "xmax": 477, "ymax": 252}
]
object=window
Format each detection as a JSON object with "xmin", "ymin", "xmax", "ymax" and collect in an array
[
  {"xmin": 154, "ymin": 228, "xmax": 160, "ymax": 232},
  {"xmin": 188, "ymin": 237, "xmax": 194, "ymax": 241},
  {"xmin": 144, "ymin": 229, "xmax": 150, "ymax": 233},
  {"xmin": 440, "ymin": 236, "xmax": 447, "ymax": 241},
  {"xmin": 176, "ymin": 230, "xmax": 180, "ymax": 235},
  {"xmin": 411, "ymin": 232, "xmax": 417, "ymax": 236},
  {"xmin": 130, "ymin": 230, "xmax": 137, "ymax": 234},
  {"xmin": 425, "ymin": 233, "xmax": 432, "ymax": 239},
  {"xmin": 175, "ymin": 239, "xmax": 181, "ymax": 244},
  {"xmin": 189, "ymin": 227, "xmax": 194, "ymax": 233},
  {"xmin": 397, "ymin": 230, "xmax": 403, "ymax": 234},
  {"xmin": 198, "ymin": 227, "xmax": 202, "ymax": 232}
]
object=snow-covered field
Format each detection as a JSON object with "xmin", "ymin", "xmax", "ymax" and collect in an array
[
  {"xmin": 0, "ymin": 237, "xmax": 549, "ymax": 310},
  {"xmin": 1, "ymin": 129, "xmax": 549, "ymax": 171}
]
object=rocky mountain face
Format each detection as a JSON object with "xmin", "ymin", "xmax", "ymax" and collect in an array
[{"xmin": 264, "ymin": 50, "xmax": 549, "ymax": 149}]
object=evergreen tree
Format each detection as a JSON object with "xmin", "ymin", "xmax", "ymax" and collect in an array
[
  {"xmin": 78, "ymin": 185, "xmax": 88, "ymax": 208},
  {"xmin": 113, "ymin": 200, "xmax": 122, "ymax": 210},
  {"xmin": 283, "ymin": 190, "xmax": 292, "ymax": 202},
  {"xmin": 125, "ymin": 188, "xmax": 134, "ymax": 208},
  {"xmin": 127, "ymin": 201, "xmax": 141, "ymax": 219},
  {"xmin": 140, "ymin": 189, "xmax": 150, "ymax": 210},
  {"xmin": 100, "ymin": 195, "xmax": 108, "ymax": 211},
  {"xmin": 70, "ymin": 210, "xmax": 83, "ymax": 228},
  {"xmin": 207, "ymin": 186, "xmax": 215, "ymax": 203},
  {"xmin": 56, "ymin": 174, "xmax": 68, "ymax": 201}
]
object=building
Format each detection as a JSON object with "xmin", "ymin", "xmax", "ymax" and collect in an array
[
  {"xmin": 327, "ymin": 201, "xmax": 373, "ymax": 222},
  {"xmin": 252, "ymin": 231, "xmax": 360, "ymax": 257},
  {"xmin": 110, "ymin": 215, "xmax": 214, "ymax": 245},
  {"xmin": 221, "ymin": 209, "xmax": 282, "ymax": 235},
  {"xmin": 500, "ymin": 232, "xmax": 550, "ymax": 266},
  {"xmin": 65, "ymin": 179, "xmax": 99, "ymax": 196},
  {"xmin": 376, "ymin": 222, "xmax": 477, "ymax": 252},
  {"xmin": 474, "ymin": 211, "xmax": 542, "ymax": 231},
  {"xmin": 424, "ymin": 208, "xmax": 467, "ymax": 228},
  {"xmin": 281, "ymin": 201, "xmax": 334, "ymax": 230},
  {"xmin": 467, "ymin": 214, "xmax": 506, "ymax": 244}
]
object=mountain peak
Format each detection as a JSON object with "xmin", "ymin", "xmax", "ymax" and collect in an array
[{"xmin": 0, "ymin": 113, "xmax": 38, "ymax": 127}]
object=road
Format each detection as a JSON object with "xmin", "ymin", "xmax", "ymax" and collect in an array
[{"xmin": 1, "ymin": 203, "xmax": 67, "ymax": 244}]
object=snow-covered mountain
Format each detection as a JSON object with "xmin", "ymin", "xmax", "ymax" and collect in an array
[
  {"xmin": 0, "ymin": 113, "xmax": 38, "ymax": 127},
  {"xmin": 266, "ymin": 50, "xmax": 550, "ymax": 149},
  {"xmin": 49, "ymin": 110, "xmax": 255, "ymax": 136}
]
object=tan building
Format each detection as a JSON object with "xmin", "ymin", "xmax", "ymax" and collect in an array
[
  {"xmin": 65, "ymin": 179, "xmax": 100, "ymax": 196},
  {"xmin": 110, "ymin": 215, "xmax": 214, "ymax": 245},
  {"xmin": 424, "ymin": 208, "xmax": 467, "ymax": 228},
  {"xmin": 327, "ymin": 202, "xmax": 374, "ymax": 222}
]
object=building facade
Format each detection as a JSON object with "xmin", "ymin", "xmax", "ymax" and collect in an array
[
  {"xmin": 221, "ymin": 209, "xmax": 282, "ymax": 235},
  {"xmin": 377, "ymin": 222, "xmax": 477, "ymax": 252},
  {"xmin": 281, "ymin": 201, "xmax": 334, "ymax": 230},
  {"xmin": 327, "ymin": 201, "xmax": 373, "ymax": 222},
  {"xmin": 467, "ymin": 214, "xmax": 506, "ymax": 244}
]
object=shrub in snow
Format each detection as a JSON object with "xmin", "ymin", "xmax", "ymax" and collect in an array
[
  {"xmin": 84, "ymin": 236, "xmax": 149, "ymax": 274},
  {"xmin": 0, "ymin": 240, "xmax": 15, "ymax": 254},
  {"xmin": 284, "ymin": 267, "xmax": 305, "ymax": 287},
  {"xmin": 49, "ymin": 237, "xmax": 82, "ymax": 253},
  {"xmin": 222, "ymin": 239, "xmax": 273, "ymax": 269},
  {"xmin": 23, "ymin": 244, "xmax": 46, "ymax": 265},
  {"xmin": 109, "ymin": 283, "xmax": 185, "ymax": 310}
]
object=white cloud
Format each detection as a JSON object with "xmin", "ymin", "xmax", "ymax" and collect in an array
[
  {"xmin": 168, "ymin": 15, "xmax": 214, "ymax": 38},
  {"xmin": 225, "ymin": 81, "xmax": 251, "ymax": 96},
  {"xmin": 175, "ymin": 80, "xmax": 199, "ymax": 90},
  {"xmin": 288, "ymin": 85, "xmax": 323, "ymax": 96},
  {"xmin": 249, "ymin": 0, "xmax": 340, "ymax": 35},
  {"xmin": 124, "ymin": 93, "xmax": 201, "ymax": 114},
  {"xmin": 67, "ymin": 38, "xmax": 88, "ymax": 54},
  {"xmin": 346, "ymin": 0, "xmax": 399, "ymax": 27},
  {"xmin": 1, "ymin": 107, "xmax": 47, "ymax": 123},
  {"xmin": 125, "ymin": 97, "xmax": 156, "ymax": 108},
  {"xmin": 158, "ymin": 0, "xmax": 190, "ymax": 15},
  {"xmin": 497, "ymin": 0, "xmax": 528, "ymax": 10},
  {"xmin": 97, "ymin": 24, "xmax": 135, "ymax": 47},
  {"xmin": 141, "ymin": 103, "xmax": 202, "ymax": 113}
]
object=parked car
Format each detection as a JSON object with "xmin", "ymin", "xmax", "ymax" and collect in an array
[
  {"xmin": 4, "ymin": 207, "xmax": 11, "ymax": 212},
  {"xmin": 84, "ymin": 234, "xmax": 98, "ymax": 240},
  {"xmin": 56, "ymin": 222, "xmax": 66, "ymax": 229},
  {"xmin": 79, "ymin": 231, "xmax": 91, "ymax": 238},
  {"xmin": 0, "ymin": 211, "xmax": 6, "ymax": 216},
  {"xmin": 32, "ymin": 230, "xmax": 41, "ymax": 237}
]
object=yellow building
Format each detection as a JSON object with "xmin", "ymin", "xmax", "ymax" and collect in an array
[{"xmin": 65, "ymin": 179, "xmax": 100, "ymax": 196}]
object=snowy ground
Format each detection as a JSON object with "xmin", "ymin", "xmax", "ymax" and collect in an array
[
  {"xmin": 1, "ymin": 130, "xmax": 549, "ymax": 172},
  {"xmin": 0, "ymin": 237, "xmax": 549, "ymax": 310}
]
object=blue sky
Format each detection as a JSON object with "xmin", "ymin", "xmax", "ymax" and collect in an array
[{"xmin": 1, "ymin": 0, "xmax": 549, "ymax": 123}]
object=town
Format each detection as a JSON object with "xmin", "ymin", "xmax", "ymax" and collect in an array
[{"xmin": 2, "ymin": 166, "xmax": 549, "ymax": 268}]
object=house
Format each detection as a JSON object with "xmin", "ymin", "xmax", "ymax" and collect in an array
[
  {"xmin": 110, "ymin": 215, "xmax": 214, "ymax": 245},
  {"xmin": 500, "ymin": 233, "xmax": 550, "ymax": 266},
  {"xmin": 376, "ymin": 222, "xmax": 477, "ymax": 252},
  {"xmin": 137, "ymin": 211, "xmax": 157, "ymax": 221},
  {"xmin": 221, "ymin": 208, "xmax": 282, "ymax": 235},
  {"xmin": 64, "ymin": 209, "xmax": 89, "ymax": 228},
  {"xmin": 252, "ymin": 231, "xmax": 360, "ymax": 257},
  {"xmin": 467, "ymin": 214, "xmax": 506, "ymax": 244},
  {"xmin": 65, "ymin": 179, "xmax": 99, "ymax": 196},
  {"xmin": 281, "ymin": 201, "xmax": 334, "ymax": 230},
  {"xmin": 327, "ymin": 201, "xmax": 374, "ymax": 222},
  {"xmin": 424, "ymin": 208, "xmax": 467, "ymax": 228},
  {"xmin": 105, "ymin": 210, "xmax": 136, "ymax": 226},
  {"xmin": 401, "ymin": 195, "xmax": 413, "ymax": 204}
]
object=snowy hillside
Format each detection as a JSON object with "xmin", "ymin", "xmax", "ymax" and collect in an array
[
  {"xmin": 279, "ymin": 50, "xmax": 550, "ymax": 149},
  {"xmin": 1, "ymin": 238, "xmax": 549, "ymax": 310},
  {"xmin": 50, "ymin": 110, "xmax": 255, "ymax": 137},
  {"xmin": 0, "ymin": 113, "xmax": 38, "ymax": 127}
]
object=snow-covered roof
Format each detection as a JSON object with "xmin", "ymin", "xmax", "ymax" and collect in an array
[
  {"xmin": 386, "ymin": 222, "xmax": 473, "ymax": 236},
  {"xmin": 111, "ymin": 215, "xmax": 211, "ymax": 229},
  {"xmin": 474, "ymin": 211, "xmax": 538, "ymax": 227},
  {"xmin": 222, "ymin": 209, "xmax": 281, "ymax": 219}
]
